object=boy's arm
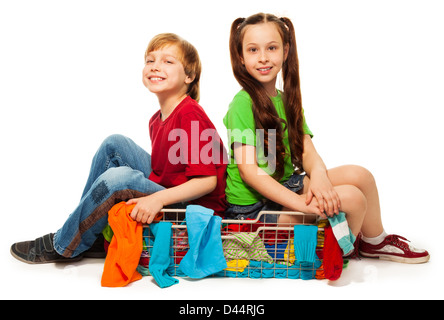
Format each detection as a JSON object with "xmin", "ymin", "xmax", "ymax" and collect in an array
[{"xmin": 127, "ymin": 175, "xmax": 217, "ymax": 224}]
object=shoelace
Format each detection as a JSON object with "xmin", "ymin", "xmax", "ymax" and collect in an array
[{"xmin": 385, "ymin": 234, "xmax": 409, "ymax": 251}]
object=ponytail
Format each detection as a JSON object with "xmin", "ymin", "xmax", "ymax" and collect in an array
[{"xmin": 280, "ymin": 17, "xmax": 305, "ymax": 172}]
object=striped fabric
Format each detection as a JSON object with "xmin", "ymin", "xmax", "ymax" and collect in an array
[
  {"xmin": 222, "ymin": 232, "xmax": 274, "ymax": 264},
  {"xmin": 328, "ymin": 212, "xmax": 356, "ymax": 256}
]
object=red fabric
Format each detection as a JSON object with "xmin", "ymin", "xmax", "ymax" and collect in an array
[
  {"xmin": 323, "ymin": 225, "xmax": 343, "ymax": 281},
  {"xmin": 222, "ymin": 219, "xmax": 289, "ymax": 244},
  {"xmin": 149, "ymin": 96, "xmax": 227, "ymax": 216},
  {"xmin": 101, "ymin": 202, "xmax": 143, "ymax": 287}
]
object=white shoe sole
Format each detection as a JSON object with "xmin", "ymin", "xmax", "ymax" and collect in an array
[{"xmin": 360, "ymin": 251, "xmax": 430, "ymax": 264}]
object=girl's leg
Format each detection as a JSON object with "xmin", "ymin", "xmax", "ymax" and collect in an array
[
  {"xmin": 279, "ymin": 165, "xmax": 429, "ymax": 263},
  {"xmin": 326, "ymin": 165, "xmax": 384, "ymax": 238},
  {"xmin": 281, "ymin": 178, "xmax": 368, "ymax": 236}
]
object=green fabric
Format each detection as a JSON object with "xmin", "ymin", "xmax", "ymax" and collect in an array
[
  {"xmin": 223, "ymin": 90, "xmax": 313, "ymax": 205},
  {"xmin": 222, "ymin": 232, "xmax": 274, "ymax": 264},
  {"xmin": 102, "ymin": 224, "xmax": 114, "ymax": 242}
]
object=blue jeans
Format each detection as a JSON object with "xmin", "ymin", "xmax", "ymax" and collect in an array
[
  {"xmin": 225, "ymin": 173, "xmax": 306, "ymax": 223},
  {"xmin": 53, "ymin": 134, "xmax": 165, "ymax": 258}
]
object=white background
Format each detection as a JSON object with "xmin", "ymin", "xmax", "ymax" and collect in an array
[{"xmin": 1, "ymin": 0, "xmax": 443, "ymax": 300}]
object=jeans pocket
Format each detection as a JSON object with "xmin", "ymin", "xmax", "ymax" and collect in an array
[{"xmin": 283, "ymin": 173, "xmax": 305, "ymax": 193}]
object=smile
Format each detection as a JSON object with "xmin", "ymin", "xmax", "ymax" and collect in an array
[
  {"xmin": 149, "ymin": 77, "xmax": 165, "ymax": 81},
  {"xmin": 257, "ymin": 67, "xmax": 272, "ymax": 74}
]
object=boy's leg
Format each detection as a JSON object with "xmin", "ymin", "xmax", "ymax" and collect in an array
[
  {"xmin": 11, "ymin": 166, "xmax": 165, "ymax": 263},
  {"xmin": 81, "ymin": 134, "xmax": 153, "ymax": 198},
  {"xmin": 10, "ymin": 134, "xmax": 162, "ymax": 263},
  {"xmin": 54, "ymin": 166, "xmax": 165, "ymax": 258}
]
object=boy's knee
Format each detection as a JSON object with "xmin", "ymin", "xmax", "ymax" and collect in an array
[
  {"xmin": 90, "ymin": 167, "xmax": 141, "ymax": 204},
  {"xmin": 96, "ymin": 167, "xmax": 134, "ymax": 190},
  {"xmin": 101, "ymin": 134, "xmax": 128, "ymax": 150}
]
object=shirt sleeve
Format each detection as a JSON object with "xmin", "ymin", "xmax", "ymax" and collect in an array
[
  {"xmin": 180, "ymin": 112, "xmax": 218, "ymax": 178},
  {"xmin": 302, "ymin": 108, "xmax": 313, "ymax": 138},
  {"xmin": 223, "ymin": 93, "xmax": 257, "ymax": 147}
]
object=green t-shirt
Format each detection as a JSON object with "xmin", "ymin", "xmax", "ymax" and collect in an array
[{"xmin": 223, "ymin": 90, "xmax": 313, "ymax": 205}]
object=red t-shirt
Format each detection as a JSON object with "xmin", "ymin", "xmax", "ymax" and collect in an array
[{"xmin": 148, "ymin": 96, "xmax": 227, "ymax": 216}]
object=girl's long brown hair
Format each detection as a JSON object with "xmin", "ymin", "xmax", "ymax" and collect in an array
[{"xmin": 229, "ymin": 13, "xmax": 305, "ymax": 180}]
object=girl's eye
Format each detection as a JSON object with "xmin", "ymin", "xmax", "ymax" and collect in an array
[
  {"xmin": 145, "ymin": 59, "xmax": 154, "ymax": 64},
  {"xmin": 268, "ymin": 46, "xmax": 277, "ymax": 51},
  {"xmin": 248, "ymin": 48, "xmax": 257, "ymax": 53}
]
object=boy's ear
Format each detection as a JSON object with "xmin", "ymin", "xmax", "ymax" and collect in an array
[{"xmin": 185, "ymin": 74, "xmax": 195, "ymax": 84}]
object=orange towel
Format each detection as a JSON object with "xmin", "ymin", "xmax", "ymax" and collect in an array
[{"xmin": 101, "ymin": 202, "xmax": 143, "ymax": 287}]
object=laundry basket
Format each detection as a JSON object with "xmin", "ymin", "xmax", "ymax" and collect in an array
[{"xmin": 139, "ymin": 210, "xmax": 327, "ymax": 280}]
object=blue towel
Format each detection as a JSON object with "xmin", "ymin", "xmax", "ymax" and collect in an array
[
  {"xmin": 178, "ymin": 205, "xmax": 227, "ymax": 278},
  {"xmin": 297, "ymin": 260, "xmax": 321, "ymax": 280},
  {"xmin": 293, "ymin": 225, "xmax": 318, "ymax": 264},
  {"xmin": 328, "ymin": 212, "xmax": 356, "ymax": 256},
  {"xmin": 148, "ymin": 222, "xmax": 179, "ymax": 288},
  {"xmin": 265, "ymin": 241, "xmax": 288, "ymax": 259}
]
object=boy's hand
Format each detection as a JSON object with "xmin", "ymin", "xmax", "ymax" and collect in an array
[{"xmin": 127, "ymin": 194, "xmax": 164, "ymax": 224}]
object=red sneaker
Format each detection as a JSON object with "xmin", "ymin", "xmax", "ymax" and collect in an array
[{"xmin": 359, "ymin": 234, "xmax": 430, "ymax": 264}]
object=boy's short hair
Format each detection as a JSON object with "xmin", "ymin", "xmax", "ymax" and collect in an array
[{"xmin": 145, "ymin": 33, "xmax": 201, "ymax": 102}]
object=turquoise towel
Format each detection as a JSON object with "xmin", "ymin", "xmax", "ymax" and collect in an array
[
  {"xmin": 293, "ymin": 225, "xmax": 318, "ymax": 264},
  {"xmin": 214, "ymin": 260, "xmax": 321, "ymax": 280},
  {"xmin": 178, "ymin": 205, "xmax": 227, "ymax": 278},
  {"xmin": 248, "ymin": 261, "xmax": 301, "ymax": 279},
  {"xmin": 148, "ymin": 222, "xmax": 179, "ymax": 288},
  {"xmin": 328, "ymin": 212, "xmax": 356, "ymax": 256}
]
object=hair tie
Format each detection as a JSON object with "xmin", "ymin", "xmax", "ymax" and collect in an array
[
  {"xmin": 236, "ymin": 17, "xmax": 246, "ymax": 29},
  {"xmin": 280, "ymin": 17, "xmax": 290, "ymax": 30}
]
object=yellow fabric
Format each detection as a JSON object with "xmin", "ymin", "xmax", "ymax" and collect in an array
[{"xmin": 225, "ymin": 259, "xmax": 249, "ymax": 272}]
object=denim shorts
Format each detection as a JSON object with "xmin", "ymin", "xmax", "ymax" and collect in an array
[{"xmin": 225, "ymin": 173, "xmax": 306, "ymax": 223}]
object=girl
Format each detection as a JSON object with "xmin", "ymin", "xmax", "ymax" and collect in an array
[
  {"xmin": 11, "ymin": 33, "xmax": 227, "ymax": 264},
  {"xmin": 224, "ymin": 13, "xmax": 429, "ymax": 263}
]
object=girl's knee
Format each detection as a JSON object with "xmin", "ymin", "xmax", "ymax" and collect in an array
[
  {"xmin": 338, "ymin": 185, "xmax": 367, "ymax": 213},
  {"xmin": 344, "ymin": 165, "xmax": 375, "ymax": 187}
]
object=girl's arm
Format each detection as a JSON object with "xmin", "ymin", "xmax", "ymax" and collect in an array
[
  {"xmin": 302, "ymin": 134, "xmax": 341, "ymax": 216},
  {"xmin": 127, "ymin": 175, "xmax": 217, "ymax": 223},
  {"xmin": 233, "ymin": 142, "xmax": 323, "ymax": 216}
]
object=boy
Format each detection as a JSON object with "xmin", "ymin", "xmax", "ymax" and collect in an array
[{"xmin": 11, "ymin": 33, "xmax": 227, "ymax": 264}]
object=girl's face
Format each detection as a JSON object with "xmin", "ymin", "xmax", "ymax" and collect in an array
[
  {"xmin": 241, "ymin": 22, "xmax": 288, "ymax": 95},
  {"xmin": 142, "ymin": 45, "xmax": 193, "ymax": 98}
]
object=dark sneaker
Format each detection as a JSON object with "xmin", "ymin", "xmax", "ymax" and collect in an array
[
  {"xmin": 359, "ymin": 234, "xmax": 430, "ymax": 264},
  {"xmin": 83, "ymin": 234, "xmax": 107, "ymax": 259},
  {"xmin": 10, "ymin": 233, "xmax": 83, "ymax": 264}
]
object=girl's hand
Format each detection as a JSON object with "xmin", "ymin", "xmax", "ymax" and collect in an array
[
  {"xmin": 305, "ymin": 170, "xmax": 341, "ymax": 217},
  {"xmin": 127, "ymin": 194, "xmax": 164, "ymax": 224},
  {"xmin": 298, "ymin": 193, "xmax": 327, "ymax": 219}
]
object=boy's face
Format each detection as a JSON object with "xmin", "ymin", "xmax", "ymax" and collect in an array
[{"xmin": 142, "ymin": 45, "xmax": 193, "ymax": 98}]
